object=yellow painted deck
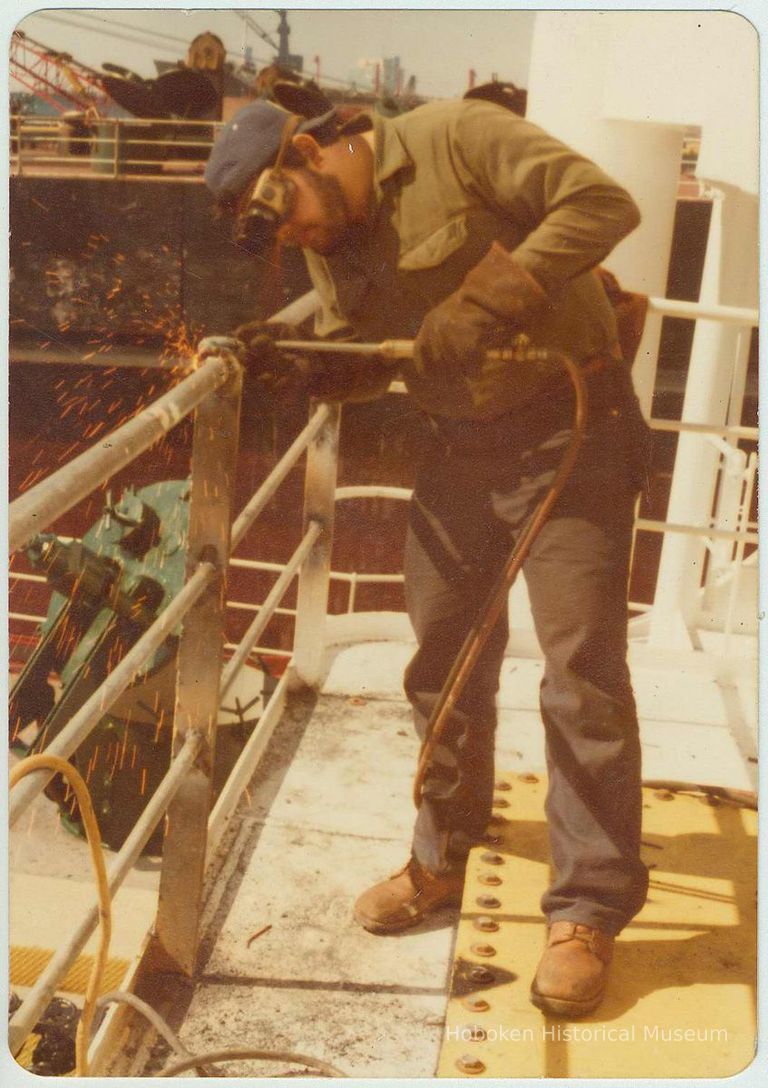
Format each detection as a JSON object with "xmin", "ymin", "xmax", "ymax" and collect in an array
[
  {"xmin": 438, "ymin": 775, "xmax": 757, "ymax": 1078},
  {"xmin": 9, "ymin": 873, "xmax": 157, "ymax": 1071}
]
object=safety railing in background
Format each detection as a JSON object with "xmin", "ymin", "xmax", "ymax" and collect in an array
[
  {"xmin": 632, "ymin": 296, "xmax": 758, "ymax": 644},
  {"xmin": 7, "ymin": 291, "xmax": 337, "ymax": 1064},
  {"xmin": 6, "ymin": 286, "xmax": 759, "ymax": 1063},
  {"xmin": 7, "ymin": 349, "xmax": 240, "ymax": 1056},
  {"xmin": 10, "ymin": 114, "xmax": 221, "ymax": 183},
  {"xmin": 223, "ymin": 295, "xmax": 758, "ymax": 649},
  {"xmin": 9, "ymin": 292, "xmax": 758, "ymax": 667}
]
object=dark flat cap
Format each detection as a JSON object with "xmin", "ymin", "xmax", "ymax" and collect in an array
[{"xmin": 204, "ymin": 99, "xmax": 335, "ymax": 198}]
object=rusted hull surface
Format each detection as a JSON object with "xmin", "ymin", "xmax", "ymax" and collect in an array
[{"xmin": 9, "ymin": 176, "xmax": 310, "ymax": 349}]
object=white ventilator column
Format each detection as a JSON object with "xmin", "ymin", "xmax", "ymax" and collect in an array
[
  {"xmin": 525, "ymin": 12, "xmax": 685, "ymax": 418},
  {"xmin": 515, "ymin": 11, "xmax": 758, "ymax": 649},
  {"xmin": 509, "ymin": 11, "xmax": 684, "ymax": 637}
]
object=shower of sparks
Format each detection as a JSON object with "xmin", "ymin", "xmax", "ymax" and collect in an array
[{"xmin": 10, "ymin": 227, "xmax": 224, "ymax": 837}]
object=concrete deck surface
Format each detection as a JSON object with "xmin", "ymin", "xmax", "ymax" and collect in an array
[
  {"xmin": 167, "ymin": 636, "xmax": 757, "ymax": 1078},
  {"xmin": 7, "ymin": 633, "xmax": 757, "ymax": 1077}
]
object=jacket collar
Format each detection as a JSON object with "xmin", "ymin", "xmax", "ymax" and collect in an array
[{"xmin": 371, "ymin": 112, "xmax": 412, "ymax": 200}]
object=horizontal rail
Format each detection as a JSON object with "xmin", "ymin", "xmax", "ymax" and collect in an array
[
  {"xmin": 9, "ymin": 354, "xmax": 231, "ymax": 553},
  {"xmin": 9, "ymin": 344, "xmax": 184, "ymax": 369},
  {"xmin": 330, "ymin": 570, "xmax": 405, "ymax": 586},
  {"xmin": 223, "ymin": 642, "xmax": 292, "ymax": 659},
  {"xmin": 229, "ymin": 557, "xmax": 295, "ymax": 572},
  {"xmin": 8, "ymin": 571, "xmax": 46, "ymax": 584},
  {"xmin": 231, "ymin": 403, "xmax": 331, "ymax": 550},
  {"xmin": 10, "ymin": 295, "xmax": 318, "ymax": 370},
  {"xmin": 221, "ymin": 523, "xmax": 321, "ymax": 698},
  {"xmin": 335, "ymin": 485, "xmax": 412, "ymax": 502},
  {"xmin": 227, "ymin": 599, "xmax": 297, "ymax": 617},
  {"xmin": 8, "ymin": 611, "xmax": 46, "ymax": 624},
  {"xmin": 228, "ymin": 555, "xmax": 405, "ymax": 586},
  {"xmin": 13, "ymin": 115, "xmax": 224, "ymax": 130},
  {"xmin": 647, "ymin": 297, "xmax": 758, "ymax": 326},
  {"xmin": 8, "ymin": 730, "xmax": 202, "ymax": 1056},
  {"xmin": 9, "ymin": 164, "xmax": 206, "ymax": 185},
  {"xmin": 635, "ymin": 518, "xmax": 758, "ymax": 544},
  {"xmin": 649, "ymin": 418, "xmax": 758, "ymax": 440},
  {"xmin": 9, "ymin": 562, "xmax": 215, "ymax": 825},
  {"xmin": 7, "ymin": 597, "xmax": 297, "ymax": 626},
  {"xmin": 13, "ymin": 155, "xmax": 208, "ymax": 170}
]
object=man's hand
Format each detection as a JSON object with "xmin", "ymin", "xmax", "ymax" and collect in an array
[
  {"xmin": 414, "ymin": 242, "xmax": 551, "ymax": 384},
  {"xmin": 232, "ymin": 320, "xmax": 314, "ymax": 395},
  {"xmin": 200, "ymin": 321, "xmax": 395, "ymax": 404}
]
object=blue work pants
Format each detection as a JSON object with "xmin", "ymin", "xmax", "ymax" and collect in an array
[{"xmin": 405, "ymin": 368, "xmax": 651, "ymax": 935}]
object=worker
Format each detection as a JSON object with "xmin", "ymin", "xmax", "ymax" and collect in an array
[{"xmin": 203, "ymin": 94, "xmax": 653, "ymax": 1019}]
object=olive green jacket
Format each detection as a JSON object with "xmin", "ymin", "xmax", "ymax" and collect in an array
[{"xmin": 304, "ymin": 98, "xmax": 640, "ymax": 418}]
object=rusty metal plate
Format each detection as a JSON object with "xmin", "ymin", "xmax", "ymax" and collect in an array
[{"xmin": 439, "ymin": 775, "xmax": 757, "ymax": 1078}]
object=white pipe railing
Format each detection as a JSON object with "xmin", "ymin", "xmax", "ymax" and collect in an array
[
  {"xmin": 648, "ymin": 297, "xmax": 757, "ymax": 326},
  {"xmin": 9, "ymin": 355, "xmax": 231, "ymax": 553},
  {"xmin": 6, "ymin": 285, "xmax": 758, "ymax": 1066},
  {"xmin": 8, "ymin": 731, "xmax": 203, "ymax": 1055},
  {"xmin": 10, "ymin": 114, "xmax": 223, "ymax": 182},
  {"xmin": 8, "ymin": 348, "xmax": 244, "ymax": 1057},
  {"xmin": 8, "ymin": 294, "xmax": 758, "ymax": 656},
  {"xmin": 7, "ymin": 332, "xmax": 341, "ymax": 1059}
]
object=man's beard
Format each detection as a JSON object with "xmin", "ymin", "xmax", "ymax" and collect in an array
[{"xmin": 300, "ymin": 168, "xmax": 356, "ymax": 255}]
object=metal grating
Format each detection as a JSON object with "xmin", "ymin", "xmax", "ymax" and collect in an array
[{"xmin": 10, "ymin": 946, "xmax": 130, "ymax": 996}]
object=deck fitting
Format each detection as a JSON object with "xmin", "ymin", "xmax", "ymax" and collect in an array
[
  {"xmin": 473, "ymin": 916, "xmax": 500, "ymax": 933},
  {"xmin": 470, "ymin": 943, "xmax": 497, "ymax": 958},
  {"xmin": 462, "ymin": 997, "xmax": 490, "ymax": 1013},
  {"xmin": 456, "ymin": 1054, "xmax": 486, "ymax": 1074}
]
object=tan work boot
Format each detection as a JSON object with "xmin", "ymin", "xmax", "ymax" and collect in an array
[
  {"xmin": 354, "ymin": 857, "xmax": 464, "ymax": 934},
  {"xmin": 530, "ymin": 921, "xmax": 615, "ymax": 1017}
]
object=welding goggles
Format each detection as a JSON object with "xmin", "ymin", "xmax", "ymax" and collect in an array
[
  {"xmin": 205, "ymin": 100, "xmax": 336, "ymax": 254},
  {"xmin": 232, "ymin": 113, "xmax": 300, "ymax": 252}
]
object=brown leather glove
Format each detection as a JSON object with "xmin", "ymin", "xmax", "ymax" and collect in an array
[
  {"xmin": 412, "ymin": 242, "xmax": 552, "ymax": 413},
  {"xmin": 233, "ymin": 321, "xmax": 311, "ymax": 395},
  {"xmin": 233, "ymin": 320, "xmax": 390, "ymax": 402}
]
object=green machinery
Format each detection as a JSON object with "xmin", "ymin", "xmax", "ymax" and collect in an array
[{"xmin": 10, "ymin": 481, "xmax": 272, "ymax": 852}]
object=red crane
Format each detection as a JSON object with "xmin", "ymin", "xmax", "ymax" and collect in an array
[{"xmin": 10, "ymin": 30, "xmax": 108, "ymax": 115}]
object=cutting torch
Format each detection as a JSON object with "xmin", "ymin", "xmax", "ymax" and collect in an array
[{"xmin": 208, "ymin": 333, "xmax": 588, "ymax": 809}]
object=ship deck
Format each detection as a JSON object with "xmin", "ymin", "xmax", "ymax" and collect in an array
[{"xmin": 9, "ymin": 629, "xmax": 758, "ymax": 1078}]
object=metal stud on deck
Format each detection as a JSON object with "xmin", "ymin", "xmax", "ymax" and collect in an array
[{"xmin": 440, "ymin": 774, "xmax": 757, "ymax": 1078}]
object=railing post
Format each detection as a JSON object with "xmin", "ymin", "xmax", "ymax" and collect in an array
[
  {"xmin": 291, "ymin": 401, "xmax": 341, "ymax": 688},
  {"xmin": 152, "ymin": 354, "xmax": 243, "ymax": 975}
]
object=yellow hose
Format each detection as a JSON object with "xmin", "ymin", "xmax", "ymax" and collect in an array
[{"xmin": 10, "ymin": 754, "xmax": 112, "ymax": 1076}]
